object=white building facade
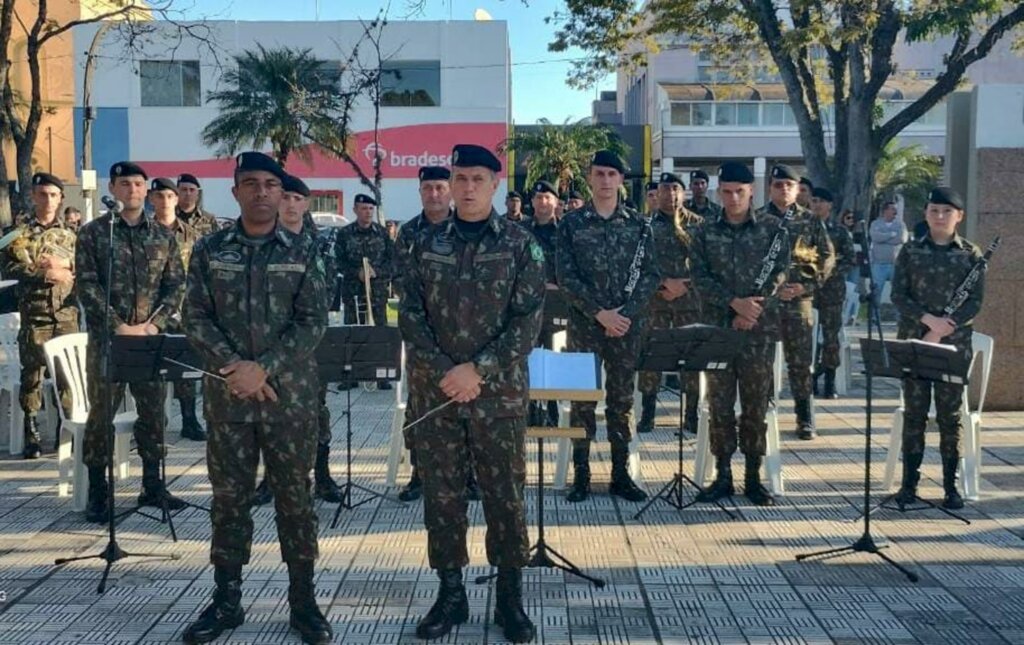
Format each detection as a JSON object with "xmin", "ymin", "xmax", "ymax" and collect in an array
[{"xmin": 74, "ymin": 19, "xmax": 512, "ymax": 221}]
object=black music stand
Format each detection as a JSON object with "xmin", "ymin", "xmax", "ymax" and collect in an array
[
  {"xmin": 633, "ymin": 325, "xmax": 747, "ymax": 520},
  {"xmin": 320, "ymin": 326, "xmax": 403, "ymax": 528},
  {"xmin": 108, "ymin": 334, "xmax": 210, "ymax": 541},
  {"xmin": 543, "ymin": 287, "xmax": 570, "ymax": 332},
  {"xmin": 855, "ymin": 338, "xmax": 972, "ymax": 524}
]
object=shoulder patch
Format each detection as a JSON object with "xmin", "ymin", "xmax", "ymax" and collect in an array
[{"xmin": 216, "ymin": 250, "xmax": 242, "ymax": 263}]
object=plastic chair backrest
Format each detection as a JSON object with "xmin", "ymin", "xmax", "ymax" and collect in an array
[
  {"xmin": 967, "ymin": 331, "xmax": 994, "ymax": 416},
  {"xmin": 42, "ymin": 333, "xmax": 90, "ymax": 423}
]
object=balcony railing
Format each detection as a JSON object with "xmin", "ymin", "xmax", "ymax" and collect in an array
[{"xmin": 664, "ymin": 100, "xmax": 947, "ymax": 130}]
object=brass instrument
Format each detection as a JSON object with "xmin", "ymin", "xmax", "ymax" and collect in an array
[
  {"xmin": 791, "ymin": 236, "xmax": 820, "ymax": 281},
  {"xmin": 8, "ymin": 226, "xmax": 76, "ymax": 270}
]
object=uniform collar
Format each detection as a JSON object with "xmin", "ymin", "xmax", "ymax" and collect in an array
[
  {"xmin": 923, "ymin": 231, "xmax": 966, "ymax": 250},
  {"xmin": 444, "ymin": 208, "xmax": 502, "ymax": 238},
  {"xmin": 225, "ymin": 217, "xmax": 293, "ymax": 247},
  {"xmin": 583, "ymin": 200, "xmax": 632, "ymax": 222},
  {"xmin": 716, "ymin": 208, "xmax": 757, "ymax": 228}
]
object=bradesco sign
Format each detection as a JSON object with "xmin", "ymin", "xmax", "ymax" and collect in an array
[{"xmin": 137, "ymin": 123, "xmax": 507, "ymax": 179}]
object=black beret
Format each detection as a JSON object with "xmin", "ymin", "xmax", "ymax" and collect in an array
[
  {"xmin": 110, "ymin": 161, "xmax": 148, "ymax": 181},
  {"xmin": 235, "ymin": 152, "xmax": 285, "ymax": 179},
  {"xmin": 799, "ymin": 176, "xmax": 814, "ymax": 188},
  {"xmin": 659, "ymin": 172, "xmax": 685, "ymax": 188},
  {"xmin": 451, "ymin": 144, "xmax": 502, "ymax": 172},
  {"xmin": 812, "ymin": 187, "xmax": 834, "ymax": 203},
  {"xmin": 281, "ymin": 174, "xmax": 310, "ymax": 197},
  {"xmin": 418, "ymin": 166, "xmax": 450, "ymax": 182},
  {"xmin": 690, "ymin": 169, "xmax": 710, "ymax": 183},
  {"xmin": 645, "ymin": 181, "xmax": 659, "ymax": 192},
  {"xmin": 591, "ymin": 149, "xmax": 627, "ymax": 174},
  {"xmin": 928, "ymin": 186, "xmax": 964, "ymax": 210},
  {"xmin": 149, "ymin": 177, "xmax": 177, "ymax": 192},
  {"xmin": 176, "ymin": 173, "xmax": 201, "ymax": 188},
  {"xmin": 770, "ymin": 164, "xmax": 800, "ymax": 182},
  {"xmin": 567, "ymin": 190, "xmax": 584, "ymax": 200},
  {"xmin": 532, "ymin": 180, "xmax": 557, "ymax": 196},
  {"xmin": 507, "ymin": 191, "xmax": 522, "ymax": 200},
  {"xmin": 718, "ymin": 161, "xmax": 754, "ymax": 184},
  {"xmin": 31, "ymin": 172, "xmax": 63, "ymax": 191},
  {"xmin": 355, "ymin": 193, "xmax": 377, "ymax": 206}
]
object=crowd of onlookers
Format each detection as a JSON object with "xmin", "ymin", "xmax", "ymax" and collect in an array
[{"xmin": 839, "ymin": 200, "xmax": 910, "ymax": 325}]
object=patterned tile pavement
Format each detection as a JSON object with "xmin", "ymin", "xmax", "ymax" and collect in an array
[{"xmin": 0, "ymin": 329, "xmax": 1021, "ymax": 644}]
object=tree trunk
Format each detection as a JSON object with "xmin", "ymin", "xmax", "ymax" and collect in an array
[
  {"xmin": 0, "ymin": 150, "xmax": 11, "ymax": 229},
  {"xmin": 839, "ymin": 95, "xmax": 878, "ymax": 221}
]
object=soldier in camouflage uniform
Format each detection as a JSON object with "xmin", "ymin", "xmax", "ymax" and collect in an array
[
  {"xmin": 683, "ymin": 169, "xmax": 723, "ymax": 220},
  {"xmin": 182, "ymin": 152, "xmax": 331, "ymax": 645},
  {"xmin": 1, "ymin": 172, "xmax": 78, "ymax": 459},
  {"xmin": 810, "ymin": 188, "xmax": 855, "ymax": 399},
  {"xmin": 523, "ymin": 180, "xmax": 561, "ymax": 428},
  {"xmin": 76, "ymin": 162, "xmax": 186, "ymax": 523},
  {"xmin": 556, "ymin": 150, "xmax": 660, "ymax": 504},
  {"xmin": 637, "ymin": 172, "xmax": 703, "ymax": 435},
  {"xmin": 797, "ymin": 177, "xmax": 814, "ymax": 209},
  {"xmin": 691, "ymin": 161, "xmax": 791, "ymax": 507},
  {"xmin": 565, "ymin": 189, "xmax": 585, "ymax": 213},
  {"xmin": 756, "ymin": 164, "xmax": 834, "ymax": 440},
  {"xmin": 891, "ymin": 187, "xmax": 986, "ymax": 511},
  {"xmin": 173, "ymin": 173, "xmax": 221, "ymax": 441},
  {"xmin": 399, "ymin": 145, "xmax": 543, "ymax": 643},
  {"xmin": 503, "ymin": 190, "xmax": 524, "ymax": 222},
  {"xmin": 335, "ymin": 194, "xmax": 394, "ymax": 389}
]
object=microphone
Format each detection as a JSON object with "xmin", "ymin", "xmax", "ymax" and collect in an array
[{"xmin": 101, "ymin": 196, "xmax": 124, "ymax": 214}]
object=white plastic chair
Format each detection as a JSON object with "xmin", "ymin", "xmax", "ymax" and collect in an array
[
  {"xmin": 882, "ymin": 332, "xmax": 993, "ymax": 501},
  {"xmin": 0, "ymin": 313, "xmax": 23, "ymax": 454},
  {"xmin": 44, "ymin": 333, "xmax": 137, "ymax": 511},
  {"xmin": 694, "ymin": 342, "xmax": 785, "ymax": 495},
  {"xmin": 836, "ymin": 326, "xmax": 853, "ymax": 396}
]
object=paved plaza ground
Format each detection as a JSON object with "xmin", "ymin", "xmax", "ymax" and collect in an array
[{"xmin": 0, "ymin": 327, "xmax": 1021, "ymax": 644}]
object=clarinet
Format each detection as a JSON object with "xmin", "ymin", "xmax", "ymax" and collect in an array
[
  {"xmin": 752, "ymin": 207, "xmax": 796, "ymax": 294},
  {"xmin": 942, "ymin": 236, "xmax": 1000, "ymax": 317},
  {"xmin": 624, "ymin": 222, "xmax": 651, "ymax": 297}
]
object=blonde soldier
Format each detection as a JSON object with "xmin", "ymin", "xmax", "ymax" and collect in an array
[
  {"xmin": 637, "ymin": 172, "xmax": 703, "ymax": 435},
  {"xmin": 1, "ymin": 173, "xmax": 78, "ymax": 458}
]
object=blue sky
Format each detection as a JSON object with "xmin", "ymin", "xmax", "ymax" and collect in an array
[{"xmin": 180, "ymin": 0, "xmax": 615, "ymax": 124}]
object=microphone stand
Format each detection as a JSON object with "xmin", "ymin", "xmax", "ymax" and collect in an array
[
  {"xmin": 795, "ymin": 216, "xmax": 918, "ymax": 582},
  {"xmin": 54, "ymin": 200, "xmax": 177, "ymax": 593}
]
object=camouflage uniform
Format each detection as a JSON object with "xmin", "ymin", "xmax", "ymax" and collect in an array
[
  {"xmin": 891, "ymin": 234, "xmax": 985, "ymax": 459},
  {"xmin": 690, "ymin": 209, "xmax": 790, "ymax": 458},
  {"xmin": 555, "ymin": 202, "xmax": 659, "ymax": 473},
  {"xmin": 398, "ymin": 210, "xmax": 545, "ymax": 569},
  {"xmin": 335, "ymin": 221, "xmax": 394, "ymax": 326},
  {"xmin": 171, "ymin": 205, "xmax": 220, "ymax": 402},
  {"xmin": 521, "ymin": 217, "xmax": 560, "ymax": 426},
  {"xmin": 183, "ymin": 220, "xmax": 327, "ymax": 567},
  {"xmin": 637, "ymin": 208, "xmax": 704, "ymax": 422},
  {"xmin": 814, "ymin": 217, "xmax": 856, "ymax": 371},
  {"xmin": 303, "ymin": 216, "xmax": 338, "ymax": 448},
  {"xmin": 756, "ymin": 202, "xmax": 834, "ymax": 401},
  {"xmin": 1, "ymin": 212, "xmax": 79, "ymax": 420},
  {"xmin": 684, "ymin": 197, "xmax": 723, "ymax": 221}
]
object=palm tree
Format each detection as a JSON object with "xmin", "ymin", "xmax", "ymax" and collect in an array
[
  {"xmin": 501, "ymin": 118, "xmax": 629, "ymax": 198},
  {"xmin": 202, "ymin": 45, "xmax": 342, "ymax": 167},
  {"xmin": 872, "ymin": 141, "xmax": 942, "ymax": 221}
]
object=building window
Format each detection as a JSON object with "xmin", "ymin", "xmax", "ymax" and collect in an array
[
  {"xmin": 140, "ymin": 60, "xmax": 201, "ymax": 107},
  {"xmin": 310, "ymin": 191, "xmax": 342, "ymax": 215},
  {"xmin": 737, "ymin": 103, "xmax": 760, "ymax": 126},
  {"xmin": 380, "ymin": 60, "xmax": 441, "ymax": 107},
  {"xmin": 692, "ymin": 103, "xmax": 713, "ymax": 126},
  {"xmin": 670, "ymin": 103, "xmax": 691, "ymax": 126}
]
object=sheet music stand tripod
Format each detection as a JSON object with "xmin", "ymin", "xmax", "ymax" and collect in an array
[
  {"xmin": 108, "ymin": 334, "xmax": 211, "ymax": 542},
  {"xmin": 633, "ymin": 325, "xmax": 747, "ymax": 520},
  {"xmin": 318, "ymin": 326, "xmax": 403, "ymax": 528},
  {"xmin": 854, "ymin": 338, "xmax": 972, "ymax": 524}
]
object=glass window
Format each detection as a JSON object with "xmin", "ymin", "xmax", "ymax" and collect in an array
[
  {"xmin": 670, "ymin": 103, "xmax": 691, "ymax": 126},
  {"xmin": 715, "ymin": 102, "xmax": 737, "ymax": 126},
  {"xmin": 692, "ymin": 103, "xmax": 712, "ymax": 126},
  {"xmin": 140, "ymin": 60, "xmax": 201, "ymax": 107},
  {"xmin": 310, "ymin": 193, "xmax": 340, "ymax": 214},
  {"xmin": 380, "ymin": 60, "xmax": 441, "ymax": 107},
  {"xmin": 763, "ymin": 103, "xmax": 785, "ymax": 125},
  {"xmin": 737, "ymin": 103, "xmax": 759, "ymax": 126}
]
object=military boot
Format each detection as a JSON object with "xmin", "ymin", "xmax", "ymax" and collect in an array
[
  {"xmin": 894, "ymin": 452, "xmax": 923, "ymax": 507},
  {"xmin": 942, "ymin": 453, "xmax": 964, "ymax": 510},
  {"xmin": 795, "ymin": 399, "xmax": 816, "ymax": 440},
  {"xmin": 398, "ymin": 467, "xmax": 423, "ymax": 502},
  {"xmin": 251, "ymin": 477, "xmax": 273, "ymax": 506},
  {"xmin": 85, "ymin": 465, "xmax": 109, "ymax": 524},
  {"xmin": 696, "ymin": 454, "xmax": 734, "ymax": 503},
  {"xmin": 178, "ymin": 397, "xmax": 207, "ymax": 441},
  {"xmin": 415, "ymin": 569, "xmax": 469, "ymax": 640},
  {"xmin": 608, "ymin": 443, "xmax": 647, "ymax": 502},
  {"xmin": 743, "ymin": 454, "xmax": 775, "ymax": 506},
  {"xmin": 313, "ymin": 443, "xmax": 343, "ymax": 503},
  {"xmin": 287, "ymin": 561, "xmax": 332, "ymax": 644},
  {"xmin": 637, "ymin": 393, "xmax": 656, "ymax": 434},
  {"xmin": 137, "ymin": 459, "xmax": 187, "ymax": 510},
  {"xmin": 22, "ymin": 414, "xmax": 42, "ymax": 459},
  {"xmin": 465, "ymin": 469, "xmax": 482, "ymax": 502},
  {"xmin": 565, "ymin": 441, "xmax": 591, "ymax": 503},
  {"xmin": 822, "ymin": 369, "xmax": 838, "ymax": 399},
  {"xmin": 182, "ymin": 564, "xmax": 245, "ymax": 644},
  {"xmin": 494, "ymin": 568, "xmax": 536, "ymax": 643}
]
